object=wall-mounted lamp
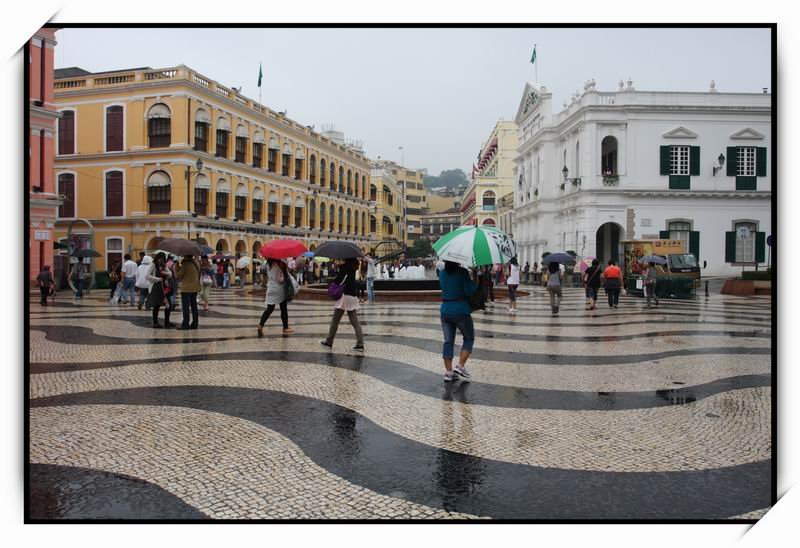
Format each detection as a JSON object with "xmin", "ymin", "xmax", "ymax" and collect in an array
[
  {"xmin": 712, "ymin": 153, "xmax": 726, "ymax": 176},
  {"xmin": 562, "ymin": 166, "xmax": 581, "ymax": 186}
]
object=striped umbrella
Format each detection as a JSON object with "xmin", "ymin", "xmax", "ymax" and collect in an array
[{"xmin": 433, "ymin": 225, "xmax": 516, "ymax": 268}]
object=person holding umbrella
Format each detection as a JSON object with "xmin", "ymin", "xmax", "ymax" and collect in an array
[
  {"xmin": 438, "ymin": 260, "xmax": 478, "ymax": 381},
  {"xmin": 199, "ymin": 256, "xmax": 214, "ymax": 312},
  {"xmin": 545, "ymin": 261, "xmax": 564, "ymax": 315},
  {"xmin": 176, "ymin": 254, "xmax": 201, "ymax": 330},
  {"xmin": 36, "ymin": 265, "xmax": 54, "ymax": 306},
  {"xmin": 642, "ymin": 259, "xmax": 662, "ymax": 308},
  {"xmin": 319, "ymin": 257, "xmax": 364, "ymax": 352},
  {"xmin": 145, "ymin": 253, "xmax": 174, "ymax": 328},
  {"xmin": 257, "ymin": 239, "xmax": 307, "ymax": 337},
  {"xmin": 583, "ymin": 259, "xmax": 602, "ymax": 311},
  {"xmin": 506, "ymin": 257, "xmax": 520, "ymax": 314}
]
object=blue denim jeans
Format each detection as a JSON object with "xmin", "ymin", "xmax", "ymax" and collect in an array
[
  {"xmin": 121, "ymin": 277, "xmax": 136, "ymax": 303},
  {"xmin": 366, "ymin": 277, "xmax": 375, "ymax": 302},
  {"xmin": 585, "ymin": 287, "xmax": 599, "ymax": 301},
  {"xmin": 440, "ymin": 314, "xmax": 475, "ymax": 360}
]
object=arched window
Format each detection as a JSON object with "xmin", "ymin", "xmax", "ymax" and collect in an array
[
  {"xmin": 58, "ymin": 110, "xmax": 75, "ymax": 155},
  {"xmin": 482, "ymin": 190, "xmax": 496, "ymax": 210},
  {"xmin": 215, "ymin": 179, "xmax": 230, "ymax": 218},
  {"xmin": 353, "ymin": 210, "xmax": 359, "ymax": 234},
  {"xmin": 329, "ymin": 205, "xmax": 335, "ymax": 231},
  {"xmin": 267, "ymin": 137, "xmax": 279, "ymax": 172},
  {"xmin": 106, "ymin": 105, "xmax": 124, "ymax": 151},
  {"xmin": 352, "ymin": 172, "xmax": 359, "ymax": 197},
  {"xmin": 57, "ymin": 173, "xmax": 75, "ymax": 218},
  {"xmin": 147, "ymin": 170, "xmax": 171, "ymax": 214},
  {"xmin": 268, "ymin": 191, "xmax": 278, "ymax": 224},
  {"xmin": 362, "ymin": 176, "xmax": 367, "ymax": 200},
  {"xmin": 309, "ymin": 155, "xmax": 317, "ymax": 184},
  {"xmin": 319, "ymin": 202, "xmax": 326, "ymax": 230},
  {"xmin": 309, "ymin": 199, "xmax": 317, "ymax": 228},
  {"xmin": 281, "ymin": 194, "xmax": 292, "ymax": 226},
  {"xmin": 252, "ymin": 132, "xmax": 265, "ymax": 168},
  {"xmin": 281, "ymin": 143, "xmax": 292, "ymax": 177},
  {"xmin": 194, "ymin": 108, "xmax": 211, "ymax": 152},
  {"xmin": 294, "ymin": 148, "xmax": 305, "ymax": 181},
  {"xmin": 106, "ymin": 237, "xmax": 123, "ymax": 270},
  {"xmin": 252, "ymin": 187, "xmax": 264, "ymax": 222},
  {"xmin": 370, "ymin": 215, "xmax": 377, "ymax": 233},
  {"xmin": 347, "ymin": 170, "xmax": 352, "ymax": 195},
  {"xmin": 482, "ymin": 218, "xmax": 496, "ymax": 226},
  {"xmin": 216, "ymin": 117, "xmax": 231, "ymax": 158},
  {"xmin": 370, "ymin": 184, "xmax": 377, "ymax": 202},
  {"xmin": 575, "ymin": 141, "xmax": 580, "ymax": 177},
  {"xmin": 234, "ymin": 183, "xmax": 247, "ymax": 220},
  {"xmin": 338, "ymin": 167, "xmax": 344, "ymax": 193},
  {"xmin": 601, "ymin": 136, "xmax": 618, "ymax": 175},
  {"xmin": 329, "ymin": 162, "xmax": 336, "ymax": 190},
  {"xmin": 147, "ymin": 103, "xmax": 171, "ymax": 148},
  {"xmin": 320, "ymin": 158, "xmax": 327, "ymax": 186},
  {"xmin": 346, "ymin": 208, "xmax": 352, "ymax": 234},
  {"xmin": 235, "ymin": 125, "xmax": 248, "ymax": 163},
  {"xmin": 362, "ymin": 212, "xmax": 367, "ymax": 236},
  {"xmin": 338, "ymin": 206, "xmax": 344, "ymax": 232},
  {"xmin": 194, "ymin": 173, "xmax": 210, "ymax": 216},
  {"xmin": 294, "ymin": 197, "xmax": 304, "ymax": 227},
  {"xmin": 104, "ymin": 170, "xmax": 124, "ymax": 217}
]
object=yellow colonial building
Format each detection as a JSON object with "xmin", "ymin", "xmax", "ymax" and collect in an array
[
  {"xmin": 52, "ymin": 64, "xmax": 373, "ymax": 270},
  {"xmin": 372, "ymin": 159, "xmax": 428, "ymax": 245},
  {"xmin": 461, "ymin": 120, "xmax": 519, "ymax": 228},
  {"xmin": 368, "ymin": 165, "xmax": 404, "ymax": 245}
]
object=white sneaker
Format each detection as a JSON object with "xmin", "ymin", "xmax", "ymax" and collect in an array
[
  {"xmin": 444, "ymin": 371, "xmax": 456, "ymax": 382},
  {"xmin": 453, "ymin": 365, "xmax": 471, "ymax": 379}
]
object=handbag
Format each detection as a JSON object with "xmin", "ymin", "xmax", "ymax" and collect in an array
[
  {"xmin": 468, "ymin": 286, "xmax": 486, "ymax": 311},
  {"xmin": 284, "ymin": 274, "xmax": 299, "ymax": 302},
  {"xmin": 201, "ymin": 274, "xmax": 213, "ymax": 286},
  {"xmin": 327, "ymin": 275, "xmax": 348, "ymax": 300}
]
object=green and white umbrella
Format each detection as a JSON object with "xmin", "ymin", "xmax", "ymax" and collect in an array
[{"xmin": 433, "ymin": 225, "xmax": 517, "ymax": 268}]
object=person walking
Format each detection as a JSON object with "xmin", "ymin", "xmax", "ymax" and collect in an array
[
  {"xmin": 602, "ymin": 259, "xmax": 623, "ymax": 309},
  {"xmin": 506, "ymin": 257, "xmax": 520, "ymax": 314},
  {"xmin": 69, "ymin": 259, "xmax": 87, "ymax": 299},
  {"xmin": 216, "ymin": 259, "xmax": 225, "ymax": 288},
  {"xmin": 644, "ymin": 261, "xmax": 659, "ymax": 308},
  {"xmin": 546, "ymin": 261, "xmax": 564, "ymax": 315},
  {"xmin": 257, "ymin": 258, "xmax": 294, "ymax": 337},
  {"xmin": 199, "ymin": 256, "xmax": 214, "ymax": 312},
  {"xmin": 522, "ymin": 262, "xmax": 530, "ymax": 284},
  {"xmin": 365, "ymin": 253, "xmax": 377, "ymax": 303},
  {"xmin": 146, "ymin": 253, "xmax": 175, "ymax": 328},
  {"xmin": 107, "ymin": 259, "xmax": 122, "ymax": 303},
  {"xmin": 532, "ymin": 262, "xmax": 539, "ymax": 284},
  {"xmin": 36, "ymin": 265, "xmax": 54, "ymax": 306},
  {"xmin": 478, "ymin": 266, "xmax": 495, "ymax": 307},
  {"xmin": 135, "ymin": 255, "xmax": 154, "ymax": 310},
  {"xmin": 120, "ymin": 253, "xmax": 138, "ymax": 305},
  {"xmin": 583, "ymin": 259, "xmax": 602, "ymax": 311},
  {"xmin": 320, "ymin": 258, "xmax": 364, "ymax": 352},
  {"xmin": 176, "ymin": 254, "xmax": 201, "ymax": 330},
  {"xmin": 438, "ymin": 260, "xmax": 477, "ymax": 382}
]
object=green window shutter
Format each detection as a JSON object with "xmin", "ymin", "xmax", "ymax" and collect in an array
[
  {"xmin": 736, "ymin": 176, "xmax": 757, "ymax": 191},
  {"xmin": 690, "ymin": 146, "xmax": 700, "ymax": 176},
  {"xmin": 726, "ymin": 147, "xmax": 738, "ymax": 177},
  {"xmin": 669, "ymin": 175, "xmax": 690, "ymax": 190},
  {"xmin": 660, "ymin": 146, "xmax": 671, "ymax": 175},
  {"xmin": 756, "ymin": 147, "xmax": 767, "ymax": 177},
  {"xmin": 689, "ymin": 231, "xmax": 700, "ymax": 260},
  {"xmin": 659, "ymin": 230, "xmax": 671, "ymax": 239},
  {"xmin": 725, "ymin": 232, "xmax": 736, "ymax": 263},
  {"xmin": 755, "ymin": 232, "xmax": 766, "ymax": 262}
]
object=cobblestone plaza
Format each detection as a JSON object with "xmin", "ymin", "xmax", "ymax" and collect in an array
[{"xmin": 27, "ymin": 286, "xmax": 772, "ymax": 520}]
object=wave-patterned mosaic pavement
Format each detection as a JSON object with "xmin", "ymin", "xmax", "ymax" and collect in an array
[{"xmin": 27, "ymin": 285, "xmax": 772, "ymax": 520}]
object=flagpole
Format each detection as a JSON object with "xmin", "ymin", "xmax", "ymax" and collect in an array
[{"xmin": 535, "ymin": 44, "xmax": 538, "ymax": 83}]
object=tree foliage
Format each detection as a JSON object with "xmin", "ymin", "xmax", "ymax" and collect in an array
[
  {"xmin": 407, "ymin": 238, "xmax": 434, "ymax": 258},
  {"xmin": 423, "ymin": 168, "xmax": 469, "ymax": 190}
]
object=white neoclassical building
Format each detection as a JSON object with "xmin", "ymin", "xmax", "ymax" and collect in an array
[{"xmin": 512, "ymin": 79, "xmax": 772, "ymax": 277}]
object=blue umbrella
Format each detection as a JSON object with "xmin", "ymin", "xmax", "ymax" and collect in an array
[
  {"xmin": 302, "ymin": 251, "xmax": 315, "ymax": 258},
  {"xmin": 638, "ymin": 255, "xmax": 668, "ymax": 265},
  {"xmin": 542, "ymin": 252, "xmax": 577, "ymax": 264}
]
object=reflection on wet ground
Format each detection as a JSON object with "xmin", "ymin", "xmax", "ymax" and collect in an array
[{"xmin": 28, "ymin": 286, "xmax": 772, "ymax": 520}]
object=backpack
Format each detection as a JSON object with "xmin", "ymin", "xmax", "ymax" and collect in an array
[
  {"xmin": 468, "ymin": 285, "xmax": 486, "ymax": 311},
  {"xmin": 284, "ymin": 273, "xmax": 299, "ymax": 302}
]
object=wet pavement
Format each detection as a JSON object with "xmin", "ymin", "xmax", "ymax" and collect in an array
[{"xmin": 27, "ymin": 286, "xmax": 772, "ymax": 520}]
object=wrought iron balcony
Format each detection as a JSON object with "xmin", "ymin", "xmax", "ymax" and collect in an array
[{"xmin": 603, "ymin": 175, "xmax": 620, "ymax": 187}]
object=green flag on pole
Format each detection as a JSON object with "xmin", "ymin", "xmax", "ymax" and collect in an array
[
  {"xmin": 258, "ymin": 63, "xmax": 263, "ymax": 88},
  {"xmin": 530, "ymin": 46, "xmax": 537, "ymax": 64}
]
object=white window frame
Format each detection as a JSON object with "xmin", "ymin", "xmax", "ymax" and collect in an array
[
  {"xmin": 103, "ymin": 102, "xmax": 127, "ymax": 153},
  {"xmin": 667, "ymin": 220, "xmax": 692, "ymax": 246},
  {"xmin": 733, "ymin": 220, "xmax": 758, "ymax": 264},
  {"xmin": 105, "ymin": 236, "xmax": 125, "ymax": 270},
  {"xmin": 102, "ymin": 168, "xmax": 126, "ymax": 219},
  {"xmin": 56, "ymin": 170, "xmax": 78, "ymax": 220},
  {"xmin": 56, "ymin": 108, "xmax": 77, "ymax": 156},
  {"xmin": 670, "ymin": 145, "xmax": 690, "ymax": 175},
  {"xmin": 737, "ymin": 147, "xmax": 756, "ymax": 176}
]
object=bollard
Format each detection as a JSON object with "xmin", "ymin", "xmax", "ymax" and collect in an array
[{"xmin": 705, "ymin": 280, "xmax": 709, "ymax": 298}]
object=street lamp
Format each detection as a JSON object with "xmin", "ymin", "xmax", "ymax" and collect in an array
[
  {"xmin": 562, "ymin": 166, "xmax": 581, "ymax": 187},
  {"xmin": 187, "ymin": 157, "xmax": 205, "ymax": 236},
  {"xmin": 712, "ymin": 153, "xmax": 726, "ymax": 176}
]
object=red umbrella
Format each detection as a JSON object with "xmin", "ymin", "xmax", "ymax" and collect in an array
[{"xmin": 260, "ymin": 239, "xmax": 308, "ymax": 259}]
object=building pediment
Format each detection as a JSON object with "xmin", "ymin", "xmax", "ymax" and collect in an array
[
  {"xmin": 662, "ymin": 126, "xmax": 698, "ymax": 139},
  {"xmin": 515, "ymin": 82, "xmax": 545, "ymax": 124},
  {"xmin": 730, "ymin": 128, "xmax": 765, "ymax": 140}
]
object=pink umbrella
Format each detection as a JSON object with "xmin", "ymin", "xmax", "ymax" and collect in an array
[{"xmin": 578, "ymin": 256, "xmax": 596, "ymax": 272}]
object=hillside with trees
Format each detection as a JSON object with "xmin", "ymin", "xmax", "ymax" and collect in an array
[{"xmin": 423, "ymin": 168, "xmax": 469, "ymax": 190}]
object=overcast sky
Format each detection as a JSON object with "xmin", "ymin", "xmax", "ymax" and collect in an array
[{"xmin": 54, "ymin": 27, "xmax": 771, "ymax": 175}]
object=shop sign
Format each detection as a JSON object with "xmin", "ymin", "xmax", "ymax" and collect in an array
[{"xmin": 34, "ymin": 230, "xmax": 49, "ymax": 241}]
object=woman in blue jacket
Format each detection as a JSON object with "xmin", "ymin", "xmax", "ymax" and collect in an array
[{"xmin": 438, "ymin": 260, "xmax": 478, "ymax": 382}]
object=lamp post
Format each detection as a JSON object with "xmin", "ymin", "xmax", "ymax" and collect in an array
[
  {"xmin": 186, "ymin": 157, "xmax": 204, "ymax": 240},
  {"xmin": 712, "ymin": 153, "xmax": 726, "ymax": 176}
]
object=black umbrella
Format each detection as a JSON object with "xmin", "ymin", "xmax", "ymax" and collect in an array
[
  {"xmin": 157, "ymin": 238, "xmax": 204, "ymax": 256},
  {"xmin": 194, "ymin": 243, "xmax": 214, "ymax": 255},
  {"xmin": 53, "ymin": 241, "xmax": 69, "ymax": 250},
  {"xmin": 71, "ymin": 248, "xmax": 102, "ymax": 258},
  {"xmin": 638, "ymin": 255, "xmax": 668, "ymax": 265},
  {"xmin": 313, "ymin": 241, "xmax": 363, "ymax": 259},
  {"xmin": 541, "ymin": 252, "xmax": 577, "ymax": 264}
]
